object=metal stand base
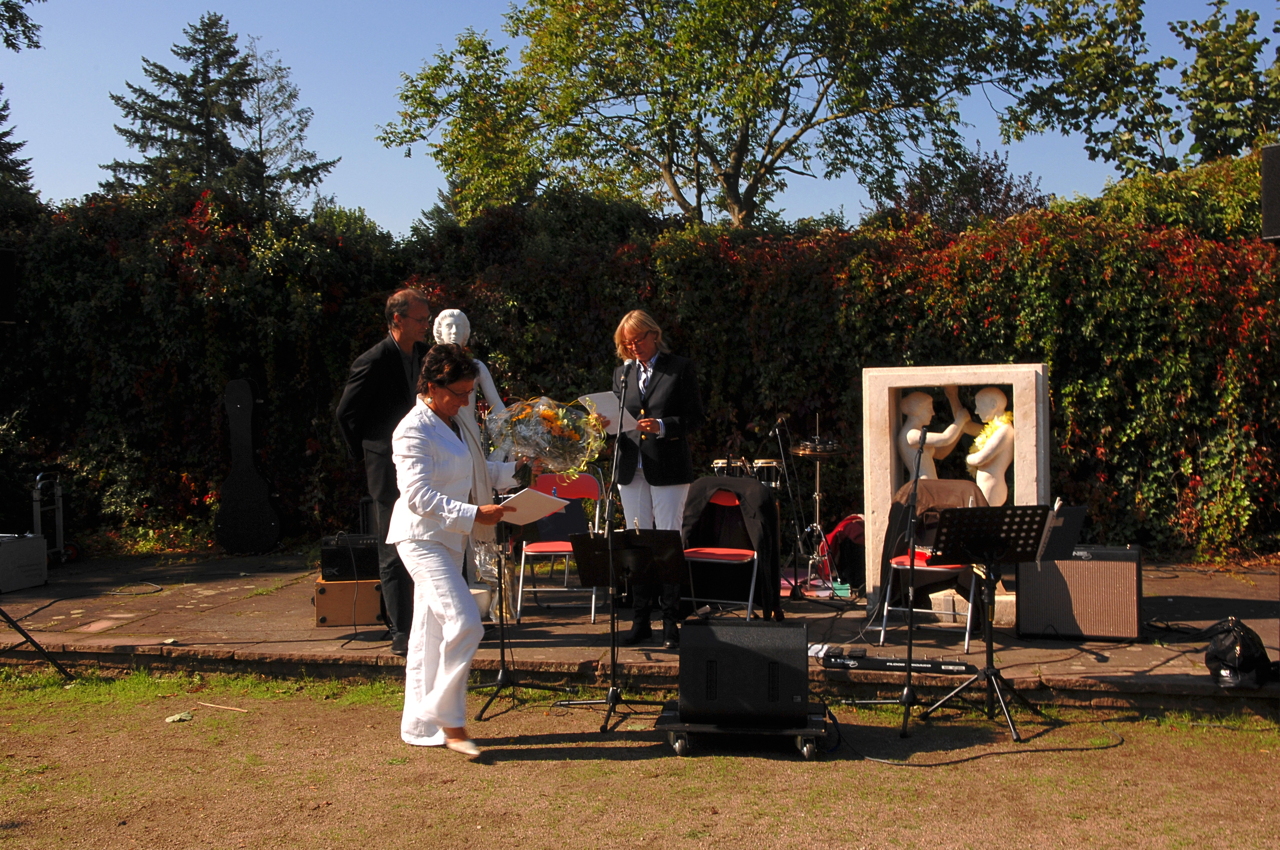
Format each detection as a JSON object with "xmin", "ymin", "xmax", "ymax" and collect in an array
[
  {"xmin": 0, "ymin": 607, "xmax": 74, "ymax": 681},
  {"xmin": 470, "ymin": 552, "xmax": 571, "ymax": 721},
  {"xmin": 557, "ymin": 685, "xmax": 667, "ymax": 734},
  {"xmin": 917, "ymin": 566, "xmax": 1044, "ymax": 741}
]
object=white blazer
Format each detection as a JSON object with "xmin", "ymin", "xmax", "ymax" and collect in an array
[{"xmin": 386, "ymin": 397, "xmax": 517, "ymax": 553}]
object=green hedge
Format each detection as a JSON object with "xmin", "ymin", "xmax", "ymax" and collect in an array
[{"xmin": 1, "ymin": 164, "xmax": 1276, "ymax": 557}]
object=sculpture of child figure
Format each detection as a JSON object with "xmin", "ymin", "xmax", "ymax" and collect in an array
[
  {"xmin": 896, "ymin": 385, "xmax": 970, "ymax": 481},
  {"xmin": 963, "ymin": 387, "xmax": 1015, "ymax": 506},
  {"xmin": 432, "ymin": 309, "xmax": 508, "ymax": 459}
]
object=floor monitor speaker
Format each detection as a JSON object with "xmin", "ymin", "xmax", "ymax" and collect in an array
[{"xmin": 678, "ymin": 620, "xmax": 808, "ymax": 727}]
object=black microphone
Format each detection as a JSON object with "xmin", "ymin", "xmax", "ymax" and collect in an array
[{"xmin": 767, "ymin": 413, "xmax": 789, "ymax": 437}]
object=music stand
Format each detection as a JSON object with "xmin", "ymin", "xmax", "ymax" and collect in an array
[
  {"xmin": 470, "ymin": 521, "xmax": 572, "ymax": 721},
  {"xmin": 917, "ymin": 505, "xmax": 1052, "ymax": 741},
  {"xmin": 553, "ymin": 529, "xmax": 683, "ymax": 732},
  {"xmin": 0, "ymin": 606, "xmax": 74, "ymax": 681}
]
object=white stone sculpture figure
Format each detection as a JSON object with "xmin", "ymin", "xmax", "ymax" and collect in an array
[
  {"xmin": 432, "ymin": 309, "xmax": 507, "ymax": 459},
  {"xmin": 964, "ymin": 386, "xmax": 1015, "ymax": 506},
  {"xmin": 896, "ymin": 386, "xmax": 970, "ymax": 481}
]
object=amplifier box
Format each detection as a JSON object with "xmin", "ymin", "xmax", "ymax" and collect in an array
[
  {"xmin": 313, "ymin": 577, "xmax": 384, "ymax": 627},
  {"xmin": 320, "ymin": 534, "xmax": 380, "ymax": 581},
  {"xmin": 0, "ymin": 534, "xmax": 46, "ymax": 593},
  {"xmin": 679, "ymin": 620, "xmax": 809, "ymax": 727},
  {"xmin": 1017, "ymin": 546, "xmax": 1142, "ymax": 640}
]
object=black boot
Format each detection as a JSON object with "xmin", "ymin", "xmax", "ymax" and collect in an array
[{"xmin": 621, "ymin": 622, "xmax": 653, "ymax": 646}]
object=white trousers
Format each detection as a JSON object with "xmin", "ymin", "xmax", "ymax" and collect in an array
[
  {"xmin": 396, "ymin": 540, "xmax": 484, "ymax": 746},
  {"xmin": 618, "ymin": 478, "xmax": 690, "ymax": 532}
]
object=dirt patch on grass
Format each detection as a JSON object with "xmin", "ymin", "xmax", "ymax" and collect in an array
[{"xmin": 1, "ymin": 672, "xmax": 1276, "ymax": 849}]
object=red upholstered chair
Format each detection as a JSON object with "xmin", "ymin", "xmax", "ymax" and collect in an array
[
  {"xmin": 683, "ymin": 488, "xmax": 760, "ymax": 619},
  {"xmin": 881, "ymin": 549, "xmax": 978, "ymax": 652},
  {"xmin": 876, "ymin": 479, "xmax": 986, "ymax": 652},
  {"xmin": 515, "ymin": 472, "xmax": 602, "ymax": 623}
]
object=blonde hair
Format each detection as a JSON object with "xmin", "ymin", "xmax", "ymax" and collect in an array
[{"xmin": 613, "ymin": 309, "xmax": 670, "ymax": 360}]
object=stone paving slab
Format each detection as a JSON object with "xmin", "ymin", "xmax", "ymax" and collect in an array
[{"xmin": 1, "ymin": 552, "xmax": 1276, "ymax": 712}]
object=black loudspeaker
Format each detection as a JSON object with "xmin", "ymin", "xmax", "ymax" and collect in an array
[
  {"xmin": 1016, "ymin": 546, "xmax": 1142, "ymax": 640},
  {"xmin": 678, "ymin": 620, "xmax": 809, "ymax": 727},
  {"xmin": 320, "ymin": 534, "xmax": 380, "ymax": 581},
  {"xmin": 1262, "ymin": 143, "xmax": 1280, "ymax": 241}
]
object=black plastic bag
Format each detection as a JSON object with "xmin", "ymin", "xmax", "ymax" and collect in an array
[{"xmin": 1203, "ymin": 617, "xmax": 1274, "ymax": 689}]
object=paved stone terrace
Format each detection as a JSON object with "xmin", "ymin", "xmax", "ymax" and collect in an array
[{"xmin": 1, "ymin": 552, "xmax": 1276, "ymax": 714}]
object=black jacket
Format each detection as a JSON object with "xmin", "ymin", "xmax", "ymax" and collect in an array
[
  {"xmin": 612, "ymin": 352, "xmax": 705, "ymax": 487},
  {"xmin": 335, "ymin": 334, "xmax": 426, "ymax": 503}
]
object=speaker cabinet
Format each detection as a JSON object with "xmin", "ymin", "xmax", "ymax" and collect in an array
[
  {"xmin": 313, "ymin": 577, "xmax": 384, "ymax": 627},
  {"xmin": 1016, "ymin": 546, "xmax": 1142, "ymax": 640},
  {"xmin": 320, "ymin": 534, "xmax": 380, "ymax": 581},
  {"xmin": 678, "ymin": 620, "xmax": 808, "ymax": 727}
]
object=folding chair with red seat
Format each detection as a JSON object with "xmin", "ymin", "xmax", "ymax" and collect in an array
[{"xmin": 514, "ymin": 471, "xmax": 603, "ymax": 623}]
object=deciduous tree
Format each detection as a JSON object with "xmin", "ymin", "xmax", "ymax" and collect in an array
[
  {"xmin": 383, "ymin": 0, "xmax": 1052, "ymax": 227},
  {"xmin": 235, "ymin": 36, "xmax": 339, "ymax": 213}
]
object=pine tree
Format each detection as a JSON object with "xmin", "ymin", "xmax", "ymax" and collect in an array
[
  {"xmin": 104, "ymin": 12, "xmax": 257, "ymax": 192},
  {"xmin": 0, "ymin": 85, "xmax": 32, "ymax": 191},
  {"xmin": 1, "ymin": 0, "xmax": 44, "ymax": 52},
  {"xmin": 233, "ymin": 36, "xmax": 339, "ymax": 213}
]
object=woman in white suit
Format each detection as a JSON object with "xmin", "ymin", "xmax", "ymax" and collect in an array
[{"xmin": 387, "ymin": 343, "xmax": 526, "ymax": 756}]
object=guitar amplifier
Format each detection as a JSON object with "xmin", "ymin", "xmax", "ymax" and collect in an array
[
  {"xmin": 320, "ymin": 534, "xmax": 381, "ymax": 581},
  {"xmin": 1017, "ymin": 546, "xmax": 1142, "ymax": 640},
  {"xmin": 313, "ymin": 577, "xmax": 384, "ymax": 627}
]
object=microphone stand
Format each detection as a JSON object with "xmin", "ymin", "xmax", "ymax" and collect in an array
[
  {"xmin": 555, "ymin": 361, "xmax": 664, "ymax": 732},
  {"xmin": 856, "ymin": 423, "xmax": 929, "ymax": 737}
]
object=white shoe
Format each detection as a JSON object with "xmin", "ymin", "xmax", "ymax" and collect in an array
[{"xmin": 445, "ymin": 738, "xmax": 481, "ymax": 757}]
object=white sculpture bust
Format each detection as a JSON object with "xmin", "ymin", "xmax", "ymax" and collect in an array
[
  {"xmin": 965, "ymin": 387, "xmax": 1014, "ymax": 506},
  {"xmin": 896, "ymin": 386, "xmax": 970, "ymax": 480},
  {"xmin": 433, "ymin": 309, "xmax": 507, "ymax": 457}
]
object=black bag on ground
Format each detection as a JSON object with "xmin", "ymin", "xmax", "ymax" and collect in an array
[{"xmin": 1203, "ymin": 617, "xmax": 1273, "ymax": 689}]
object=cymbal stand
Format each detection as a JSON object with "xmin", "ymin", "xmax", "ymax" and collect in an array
[{"xmin": 553, "ymin": 361, "xmax": 664, "ymax": 732}]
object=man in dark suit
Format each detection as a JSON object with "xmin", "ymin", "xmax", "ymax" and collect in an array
[
  {"xmin": 336, "ymin": 289, "xmax": 431, "ymax": 656},
  {"xmin": 612, "ymin": 310, "xmax": 705, "ymax": 648}
]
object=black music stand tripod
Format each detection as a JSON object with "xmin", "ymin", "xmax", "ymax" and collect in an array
[
  {"xmin": 917, "ymin": 505, "xmax": 1051, "ymax": 741},
  {"xmin": 470, "ymin": 522, "xmax": 572, "ymax": 721},
  {"xmin": 552, "ymin": 359, "xmax": 670, "ymax": 732},
  {"xmin": 1, "ymin": 606, "xmax": 74, "ymax": 681},
  {"xmin": 554, "ymin": 531, "xmax": 677, "ymax": 732}
]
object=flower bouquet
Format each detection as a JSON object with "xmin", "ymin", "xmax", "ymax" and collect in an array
[{"xmin": 487, "ymin": 396, "xmax": 606, "ymax": 474}]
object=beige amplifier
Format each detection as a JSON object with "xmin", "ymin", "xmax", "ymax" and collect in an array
[
  {"xmin": 313, "ymin": 577, "xmax": 384, "ymax": 627},
  {"xmin": 1016, "ymin": 546, "xmax": 1142, "ymax": 640}
]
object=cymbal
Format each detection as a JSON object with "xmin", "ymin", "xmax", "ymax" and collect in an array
[{"xmin": 789, "ymin": 439, "xmax": 849, "ymax": 458}]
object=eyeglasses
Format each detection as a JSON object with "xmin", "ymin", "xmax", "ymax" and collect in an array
[
  {"xmin": 433, "ymin": 383, "xmax": 471, "ymax": 400},
  {"xmin": 622, "ymin": 330, "xmax": 655, "ymax": 349}
]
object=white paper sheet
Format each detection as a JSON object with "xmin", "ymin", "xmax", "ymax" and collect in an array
[
  {"xmin": 577, "ymin": 391, "xmax": 639, "ymax": 432},
  {"xmin": 498, "ymin": 488, "xmax": 570, "ymax": 526}
]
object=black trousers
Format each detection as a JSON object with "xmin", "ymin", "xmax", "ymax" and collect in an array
[
  {"xmin": 374, "ymin": 498, "xmax": 414, "ymax": 640},
  {"xmin": 632, "ymin": 581, "xmax": 681, "ymax": 638}
]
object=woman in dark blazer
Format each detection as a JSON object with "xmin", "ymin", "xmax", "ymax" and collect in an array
[{"xmin": 611, "ymin": 310, "xmax": 705, "ymax": 648}]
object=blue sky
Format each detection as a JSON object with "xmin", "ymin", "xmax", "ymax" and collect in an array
[{"xmin": 0, "ymin": 1, "xmax": 1274, "ymax": 235}]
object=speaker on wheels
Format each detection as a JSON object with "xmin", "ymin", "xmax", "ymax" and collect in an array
[{"xmin": 678, "ymin": 620, "xmax": 809, "ymax": 727}]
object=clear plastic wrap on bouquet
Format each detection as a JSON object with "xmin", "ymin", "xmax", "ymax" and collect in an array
[{"xmin": 487, "ymin": 396, "xmax": 606, "ymax": 474}]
